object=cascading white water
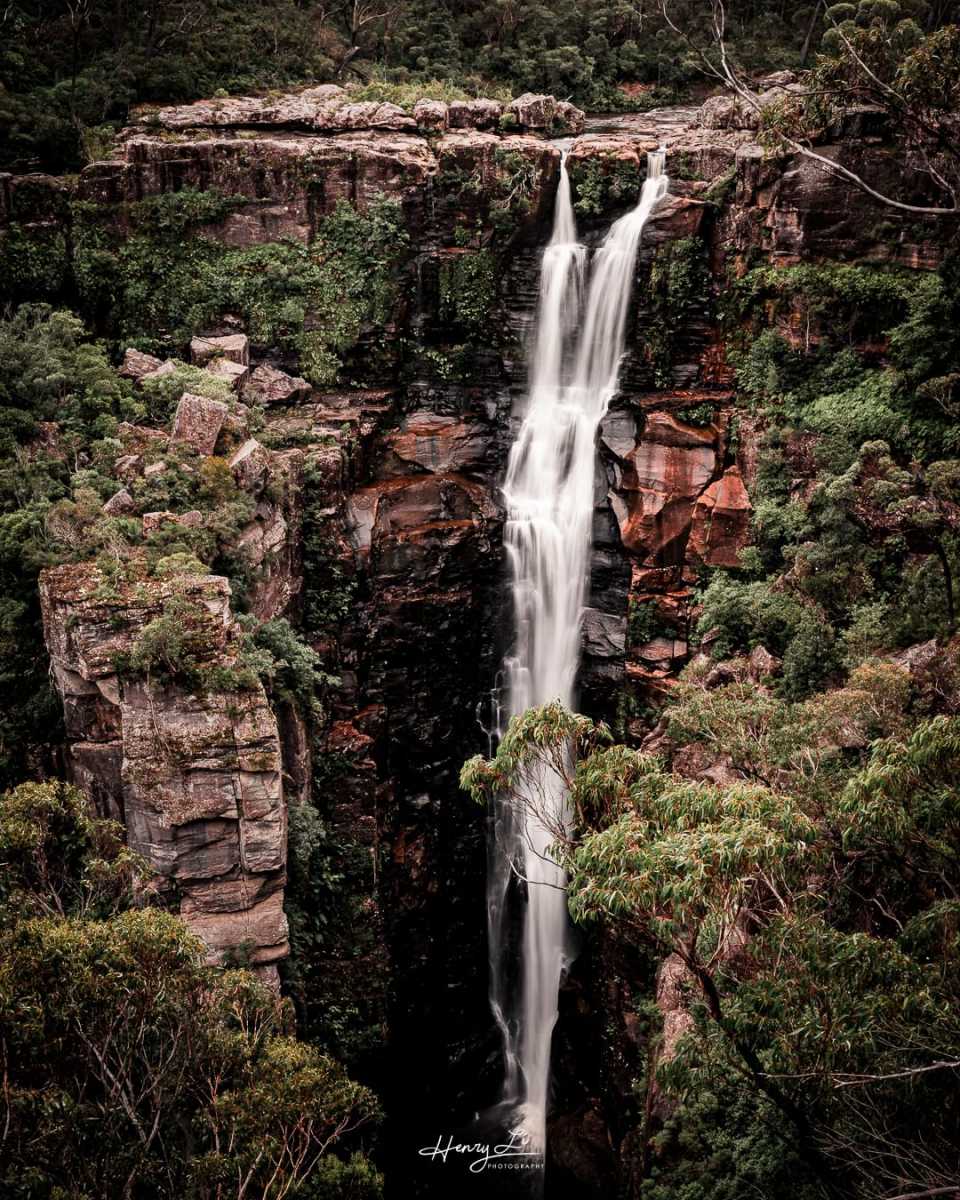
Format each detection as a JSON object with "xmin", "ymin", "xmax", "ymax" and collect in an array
[{"xmin": 489, "ymin": 146, "xmax": 668, "ymax": 1157}]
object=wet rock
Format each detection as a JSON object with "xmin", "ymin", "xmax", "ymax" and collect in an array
[
  {"xmin": 610, "ymin": 413, "xmax": 717, "ymax": 560},
  {"xmin": 346, "ymin": 473, "xmax": 497, "ymax": 558},
  {"xmin": 582, "ymin": 608, "xmax": 628, "ymax": 659},
  {"xmin": 599, "ymin": 409, "xmax": 639, "ymax": 461},
  {"xmin": 642, "ymin": 411, "xmax": 715, "ymax": 448},
  {"xmin": 381, "ymin": 412, "xmax": 489, "ymax": 476},
  {"xmin": 548, "ymin": 1107, "xmax": 617, "ymax": 1196},
  {"xmin": 243, "ymin": 363, "xmax": 311, "ymax": 406},
  {"xmin": 644, "ymin": 194, "xmax": 708, "ymax": 244},
  {"xmin": 171, "ymin": 392, "xmax": 229, "ymax": 455}
]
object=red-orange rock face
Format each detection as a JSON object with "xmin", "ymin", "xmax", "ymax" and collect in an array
[
  {"xmin": 609, "ymin": 413, "xmax": 718, "ymax": 562},
  {"xmin": 688, "ymin": 466, "xmax": 753, "ymax": 567},
  {"xmin": 380, "ymin": 412, "xmax": 489, "ymax": 477}
]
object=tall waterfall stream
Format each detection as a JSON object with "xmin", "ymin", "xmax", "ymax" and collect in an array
[{"xmin": 487, "ymin": 147, "xmax": 669, "ymax": 1160}]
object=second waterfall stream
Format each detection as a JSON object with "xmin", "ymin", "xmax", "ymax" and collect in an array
[{"xmin": 488, "ymin": 146, "xmax": 669, "ymax": 1159}]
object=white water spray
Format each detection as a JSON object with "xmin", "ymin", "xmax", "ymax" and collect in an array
[{"xmin": 488, "ymin": 147, "xmax": 668, "ymax": 1156}]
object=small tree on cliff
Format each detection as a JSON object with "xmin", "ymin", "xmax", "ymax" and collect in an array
[
  {"xmin": 462, "ymin": 702, "xmax": 960, "ymax": 1197},
  {"xmin": 0, "ymin": 781, "xmax": 383, "ymax": 1200},
  {"xmin": 658, "ymin": 0, "xmax": 960, "ymax": 215}
]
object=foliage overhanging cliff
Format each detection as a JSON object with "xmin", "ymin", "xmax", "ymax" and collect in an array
[{"xmin": 2, "ymin": 1, "xmax": 960, "ymax": 1196}]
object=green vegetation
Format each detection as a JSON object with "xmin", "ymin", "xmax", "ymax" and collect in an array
[
  {"xmin": 438, "ymin": 249, "xmax": 498, "ymax": 337},
  {"xmin": 280, "ymin": 461, "xmax": 384, "ymax": 1075},
  {"xmin": 0, "ymin": 780, "xmax": 382, "ymax": 1199},
  {"xmin": 0, "ymin": 305, "xmax": 141, "ymax": 786},
  {"xmin": 628, "ymin": 597, "xmax": 677, "ymax": 646},
  {"xmin": 282, "ymin": 758, "xmax": 387, "ymax": 1074},
  {"xmin": 763, "ymin": 0, "xmax": 960, "ymax": 210},
  {"xmin": 646, "ymin": 236, "xmax": 710, "ymax": 388},
  {"xmin": 570, "ymin": 157, "xmax": 641, "ymax": 217},
  {"xmin": 3, "ymin": 6, "xmax": 960, "ymax": 1197},
  {"xmin": 73, "ymin": 191, "xmax": 409, "ymax": 377},
  {"xmin": 698, "ymin": 256, "xmax": 960, "ymax": 699},
  {"xmin": 1, "ymin": 0, "xmax": 876, "ymax": 175},
  {"xmin": 463, "ymin": 697, "xmax": 960, "ymax": 1198}
]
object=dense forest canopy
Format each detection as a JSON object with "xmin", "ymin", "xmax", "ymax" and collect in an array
[{"xmin": 3, "ymin": 0, "xmax": 956, "ymax": 171}]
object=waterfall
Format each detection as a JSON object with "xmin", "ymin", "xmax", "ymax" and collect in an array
[{"xmin": 488, "ymin": 147, "xmax": 668, "ymax": 1157}]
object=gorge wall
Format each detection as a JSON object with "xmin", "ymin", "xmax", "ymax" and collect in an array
[{"xmin": 3, "ymin": 78, "xmax": 955, "ymax": 1193}]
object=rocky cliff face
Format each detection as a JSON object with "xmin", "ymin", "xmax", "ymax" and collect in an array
[
  {"xmin": 40, "ymin": 564, "xmax": 290, "ymax": 975},
  {"xmin": 9, "ymin": 80, "xmax": 957, "ymax": 1191}
]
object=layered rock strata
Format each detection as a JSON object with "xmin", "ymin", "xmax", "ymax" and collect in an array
[{"xmin": 9, "ymin": 83, "xmax": 959, "ymax": 1192}]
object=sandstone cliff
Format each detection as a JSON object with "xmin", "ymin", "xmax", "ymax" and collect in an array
[{"xmin": 6, "ymin": 80, "xmax": 957, "ymax": 1185}]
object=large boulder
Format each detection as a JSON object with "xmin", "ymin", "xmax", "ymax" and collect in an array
[
  {"xmin": 555, "ymin": 100, "xmax": 586, "ymax": 135},
  {"xmin": 118, "ymin": 347, "xmax": 162, "ymax": 382},
  {"xmin": 205, "ymin": 358, "xmax": 248, "ymax": 391},
  {"xmin": 381, "ymin": 412, "xmax": 490, "ymax": 476},
  {"xmin": 700, "ymin": 93, "xmax": 760, "ymax": 131},
  {"xmin": 413, "ymin": 99, "xmax": 449, "ymax": 131},
  {"xmin": 171, "ymin": 392, "xmax": 229, "ymax": 455},
  {"xmin": 582, "ymin": 608, "xmax": 628, "ymax": 659},
  {"xmin": 103, "ymin": 488, "xmax": 135, "ymax": 516},
  {"xmin": 509, "ymin": 92, "xmax": 557, "ymax": 130},
  {"xmin": 243, "ymin": 363, "xmax": 311, "ymax": 406},
  {"xmin": 448, "ymin": 98, "xmax": 503, "ymax": 130},
  {"xmin": 190, "ymin": 333, "xmax": 249, "ymax": 367}
]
